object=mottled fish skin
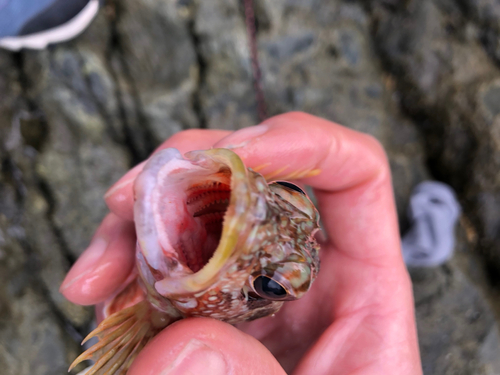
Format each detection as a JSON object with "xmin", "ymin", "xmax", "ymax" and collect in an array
[
  {"xmin": 70, "ymin": 148, "xmax": 320, "ymax": 375},
  {"xmin": 174, "ymin": 170, "xmax": 320, "ymax": 324}
]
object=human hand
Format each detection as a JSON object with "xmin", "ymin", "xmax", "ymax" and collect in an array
[{"xmin": 61, "ymin": 112, "xmax": 422, "ymax": 374}]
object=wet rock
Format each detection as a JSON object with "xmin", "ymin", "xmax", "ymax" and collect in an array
[
  {"xmin": 194, "ymin": 0, "xmax": 257, "ymax": 129},
  {"xmin": 459, "ymin": 0, "xmax": 500, "ymax": 64},
  {"xmin": 0, "ymin": 163, "xmax": 81, "ymax": 375},
  {"xmin": 258, "ymin": 1, "xmax": 393, "ymax": 143},
  {"xmin": 115, "ymin": 0, "xmax": 199, "ymax": 145},
  {"xmin": 372, "ymin": 0, "xmax": 500, "ymax": 270},
  {"xmin": 480, "ymin": 328, "xmax": 500, "ymax": 375},
  {"xmin": 411, "ymin": 258, "xmax": 499, "ymax": 374},
  {"xmin": 18, "ymin": 47, "xmax": 130, "ymax": 258}
]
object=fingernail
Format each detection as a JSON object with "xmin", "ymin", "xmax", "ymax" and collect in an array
[
  {"xmin": 165, "ymin": 339, "xmax": 228, "ymax": 375},
  {"xmin": 218, "ymin": 124, "xmax": 268, "ymax": 149},
  {"xmin": 60, "ymin": 237, "xmax": 108, "ymax": 292}
]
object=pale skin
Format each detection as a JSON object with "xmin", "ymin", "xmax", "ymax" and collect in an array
[{"xmin": 60, "ymin": 112, "xmax": 422, "ymax": 375}]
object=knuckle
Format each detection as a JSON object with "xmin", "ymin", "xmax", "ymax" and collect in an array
[{"xmin": 363, "ymin": 133, "xmax": 390, "ymax": 166}]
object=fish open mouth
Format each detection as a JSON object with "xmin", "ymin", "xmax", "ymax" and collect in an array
[
  {"xmin": 183, "ymin": 180, "xmax": 231, "ymax": 272},
  {"xmin": 134, "ymin": 148, "xmax": 252, "ymax": 294}
]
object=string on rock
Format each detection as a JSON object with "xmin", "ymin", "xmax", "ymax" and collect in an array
[{"xmin": 243, "ymin": 0, "xmax": 267, "ymax": 122}]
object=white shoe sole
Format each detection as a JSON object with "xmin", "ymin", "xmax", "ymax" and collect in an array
[{"xmin": 0, "ymin": 0, "xmax": 99, "ymax": 51}]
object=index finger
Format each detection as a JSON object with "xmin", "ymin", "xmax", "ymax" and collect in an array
[{"xmin": 215, "ymin": 112, "xmax": 398, "ymax": 261}]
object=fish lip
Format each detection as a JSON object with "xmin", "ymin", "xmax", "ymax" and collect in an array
[{"xmin": 153, "ymin": 148, "xmax": 254, "ymax": 297}]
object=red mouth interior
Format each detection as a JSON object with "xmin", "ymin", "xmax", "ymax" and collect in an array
[{"xmin": 182, "ymin": 180, "xmax": 231, "ymax": 272}]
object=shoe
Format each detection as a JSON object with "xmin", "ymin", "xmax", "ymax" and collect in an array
[{"xmin": 0, "ymin": 0, "xmax": 99, "ymax": 51}]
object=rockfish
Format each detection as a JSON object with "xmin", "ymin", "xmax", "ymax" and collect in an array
[{"xmin": 70, "ymin": 148, "xmax": 320, "ymax": 374}]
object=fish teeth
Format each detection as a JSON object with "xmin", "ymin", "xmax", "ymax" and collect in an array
[
  {"xmin": 187, "ymin": 189, "xmax": 231, "ymax": 218},
  {"xmin": 187, "ymin": 191, "xmax": 209, "ymax": 205},
  {"xmin": 186, "ymin": 186, "xmax": 230, "ymax": 205}
]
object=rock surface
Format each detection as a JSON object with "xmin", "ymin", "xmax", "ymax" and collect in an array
[
  {"xmin": 0, "ymin": 0, "xmax": 499, "ymax": 374},
  {"xmin": 372, "ymin": 0, "xmax": 500, "ymax": 269}
]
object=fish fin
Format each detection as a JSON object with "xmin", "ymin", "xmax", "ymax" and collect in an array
[{"xmin": 69, "ymin": 300, "xmax": 171, "ymax": 375}]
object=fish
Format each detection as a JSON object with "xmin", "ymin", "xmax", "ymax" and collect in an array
[{"xmin": 69, "ymin": 148, "xmax": 321, "ymax": 375}]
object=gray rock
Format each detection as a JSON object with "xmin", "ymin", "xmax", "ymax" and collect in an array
[
  {"xmin": 0, "ymin": 171, "xmax": 81, "ymax": 374},
  {"xmin": 116, "ymin": 0, "xmax": 199, "ymax": 144},
  {"xmin": 257, "ymin": 1, "xmax": 392, "ymax": 143},
  {"xmin": 195, "ymin": 0, "xmax": 258, "ymax": 129}
]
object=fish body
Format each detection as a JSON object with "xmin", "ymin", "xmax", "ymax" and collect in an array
[{"xmin": 71, "ymin": 148, "xmax": 320, "ymax": 374}]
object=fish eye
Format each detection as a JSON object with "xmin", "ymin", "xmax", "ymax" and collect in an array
[
  {"xmin": 269, "ymin": 181, "xmax": 318, "ymax": 220},
  {"xmin": 275, "ymin": 181, "xmax": 306, "ymax": 195},
  {"xmin": 252, "ymin": 275, "xmax": 289, "ymax": 300}
]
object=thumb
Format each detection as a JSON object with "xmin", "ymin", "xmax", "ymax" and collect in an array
[{"xmin": 129, "ymin": 318, "xmax": 286, "ymax": 375}]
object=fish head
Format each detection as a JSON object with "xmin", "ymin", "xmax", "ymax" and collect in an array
[{"xmin": 133, "ymin": 148, "xmax": 320, "ymax": 322}]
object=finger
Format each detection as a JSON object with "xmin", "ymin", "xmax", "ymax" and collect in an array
[
  {"xmin": 105, "ymin": 129, "xmax": 231, "ymax": 221},
  {"xmin": 128, "ymin": 318, "xmax": 286, "ymax": 375},
  {"xmin": 292, "ymin": 295, "xmax": 423, "ymax": 375},
  {"xmin": 60, "ymin": 213, "xmax": 136, "ymax": 305},
  {"xmin": 214, "ymin": 112, "xmax": 401, "ymax": 270}
]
